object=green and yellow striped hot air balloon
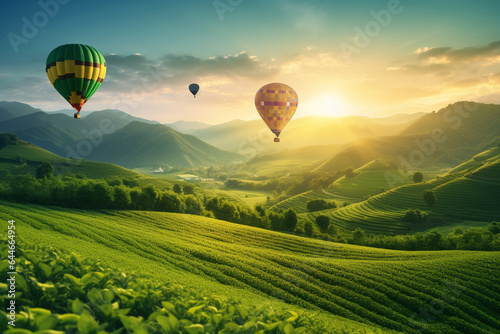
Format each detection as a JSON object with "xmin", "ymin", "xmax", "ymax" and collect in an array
[{"xmin": 46, "ymin": 44, "xmax": 106, "ymax": 118}]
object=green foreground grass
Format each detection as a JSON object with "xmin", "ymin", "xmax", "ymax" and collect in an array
[{"xmin": 1, "ymin": 201, "xmax": 499, "ymax": 333}]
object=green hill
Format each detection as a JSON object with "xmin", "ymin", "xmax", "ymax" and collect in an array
[
  {"xmin": 315, "ymin": 102, "xmax": 500, "ymax": 173},
  {"xmin": 188, "ymin": 114, "xmax": 420, "ymax": 155},
  {"xmin": 88, "ymin": 121, "xmax": 244, "ymax": 168},
  {"xmin": 244, "ymin": 143, "xmax": 347, "ymax": 176},
  {"xmin": 0, "ymin": 137, "xmax": 140, "ymax": 180},
  {"xmin": 270, "ymin": 190, "xmax": 353, "ymax": 214},
  {"xmin": 2, "ymin": 200, "xmax": 499, "ymax": 334},
  {"xmin": 0, "ymin": 105, "xmax": 158, "ymax": 157},
  {"xmin": 0, "ymin": 101, "xmax": 42, "ymax": 122},
  {"xmin": 299, "ymin": 153, "xmax": 500, "ymax": 234},
  {"xmin": 448, "ymin": 144, "xmax": 500, "ymax": 174},
  {"xmin": 327, "ymin": 160, "xmax": 410, "ymax": 198}
]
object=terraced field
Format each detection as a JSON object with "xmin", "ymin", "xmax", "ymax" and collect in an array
[
  {"xmin": 448, "ymin": 145, "xmax": 500, "ymax": 174},
  {"xmin": 328, "ymin": 168, "xmax": 410, "ymax": 198},
  {"xmin": 327, "ymin": 160, "xmax": 443, "ymax": 199},
  {"xmin": 3, "ymin": 200, "xmax": 499, "ymax": 334},
  {"xmin": 299, "ymin": 158, "xmax": 500, "ymax": 234},
  {"xmin": 270, "ymin": 190, "xmax": 355, "ymax": 214}
]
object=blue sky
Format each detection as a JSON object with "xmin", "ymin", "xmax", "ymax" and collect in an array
[{"xmin": 1, "ymin": 0, "xmax": 500, "ymax": 123}]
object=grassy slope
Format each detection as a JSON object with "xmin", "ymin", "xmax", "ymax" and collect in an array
[
  {"xmin": 0, "ymin": 141, "xmax": 141, "ymax": 180},
  {"xmin": 244, "ymin": 144, "xmax": 347, "ymax": 177},
  {"xmin": 2, "ymin": 201, "xmax": 499, "ymax": 334},
  {"xmin": 270, "ymin": 190, "xmax": 354, "ymax": 214},
  {"xmin": 448, "ymin": 145, "xmax": 500, "ymax": 174},
  {"xmin": 327, "ymin": 160, "xmax": 411, "ymax": 198},
  {"xmin": 88, "ymin": 122, "xmax": 243, "ymax": 168},
  {"xmin": 315, "ymin": 102, "xmax": 500, "ymax": 174},
  {"xmin": 298, "ymin": 156, "xmax": 500, "ymax": 234}
]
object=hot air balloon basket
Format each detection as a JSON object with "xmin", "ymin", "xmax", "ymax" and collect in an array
[{"xmin": 274, "ymin": 138, "xmax": 280, "ymax": 142}]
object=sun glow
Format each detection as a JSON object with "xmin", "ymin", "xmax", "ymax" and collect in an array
[{"xmin": 308, "ymin": 94, "xmax": 350, "ymax": 117}]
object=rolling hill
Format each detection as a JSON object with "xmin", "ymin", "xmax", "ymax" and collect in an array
[
  {"xmin": 186, "ymin": 114, "xmax": 423, "ymax": 155},
  {"xmin": 88, "ymin": 121, "xmax": 244, "ymax": 168},
  {"xmin": 0, "ymin": 136, "xmax": 141, "ymax": 180},
  {"xmin": 448, "ymin": 144, "xmax": 500, "ymax": 174},
  {"xmin": 315, "ymin": 102, "xmax": 500, "ymax": 173},
  {"xmin": 298, "ymin": 148, "xmax": 500, "ymax": 234},
  {"xmin": 327, "ymin": 159, "xmax": 411, "ymax": 198},
  {"xmin": 0, "ymin": 101, "xmax": 42, "ymax": 122},
  {"xmin": 166, "ymin": 120, "xmax": 212, "ymax": 132},
  {"xmin": 269, "ymin": 189, "xmax": 354, "ymax": 214},
  {"xmin": 244, "ymin": 143, "xmax": 347, "ymax": 176},
  {"xmin": 0, "ymin": 103, "xmax": 243, "ymax": 168},
  {"xmin": 0, "ymin": 108, "xmax": 158, "ymax": 157},
  {"xmin": 2, "ymin": 200, "xmax": 499, "ymax": 334}
]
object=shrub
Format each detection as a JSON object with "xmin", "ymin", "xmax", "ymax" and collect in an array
[
  {"xmin": 412, "ymin": 172, "xmax": 423, "ymax": 183},
  {"xmin": 316, "ymin": 215, "xmax": 330, "ymax": 232},
  {"xmin": 306, "ymin": 199, "xmax": 336, "ymax": 212}
]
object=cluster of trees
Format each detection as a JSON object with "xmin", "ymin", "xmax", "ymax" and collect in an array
[
  {"xmin": 340, "ymin": 224, "xmax": 500, "ymax": 251},
  {"xmin": 293, "ymin": 213, "xmax": 499, "ymax": 251},
  {"xmin": 306, "ymin": 199, "xmax": 337, "ymax": 212},
  {"xmin": 3, "ymin": 162, "xmax": 302, "ymax": 234},
  {"xmin": 0, "ymin": 133, "xmax": 18, "ymax": 149},
  {"xmin": 403, "ymin": 209, "xmax": 428, "ymax": 224},
  {"xmin": 224, "ymin": 179, "xmax": 280, "ymax": 192},
  {"xmin": 5, "ymin": 161, "xmax": 499, "ymax": 252},
  {"xmin": 5, "ymin": 173, "xmax": 204, "ymax": 214}
]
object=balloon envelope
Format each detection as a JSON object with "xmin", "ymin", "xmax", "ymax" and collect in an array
[
  {"xmin": 189, "ymin": 83, "xmax": 199, "ymax": 97},
  {"xmin": 254, "ymin": 83, "xmax": 298, "ymax": 140},
  {"xmin": 46, "ymin": 44, "xmax": 106, "ymax": 113}
]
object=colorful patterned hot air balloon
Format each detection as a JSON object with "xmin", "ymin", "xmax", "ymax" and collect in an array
[
  {"xmin": 189, "ymin": 83, "xmax": 199, "ymax": 98},
  {"xmin": 46, "ymin": 44, "xmax": 106, "ymax": 119},
  {"xmin": 255, "ymin": 83, "xmax": 298, "ymax": 142}
]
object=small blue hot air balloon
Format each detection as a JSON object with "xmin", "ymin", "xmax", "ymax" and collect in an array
[{"xmin": 189, "ymin": 83, "xmax": 199, "ymax": 98}]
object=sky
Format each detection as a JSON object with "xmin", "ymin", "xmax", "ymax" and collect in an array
[{"xmin": 0, "ymin": 0, "xmax": 500, "ymax": 124}]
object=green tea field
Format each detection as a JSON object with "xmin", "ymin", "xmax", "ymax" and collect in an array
[{"xmin": 2, "ymin": 201, "xmax": 499, "ymax": 334}]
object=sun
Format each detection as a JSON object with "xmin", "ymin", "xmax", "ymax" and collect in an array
[{"xmin": 309, "ymin": 94, "xmax": 350, "ymax": 117}]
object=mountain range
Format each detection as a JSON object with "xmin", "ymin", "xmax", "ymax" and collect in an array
[
  {"xmin": 315, "ymin": 102, "xmax": 500, "ymax": 173},
  {"xmin": 1, "ymin": 101, "xmax": 499, "ymax": 172}
]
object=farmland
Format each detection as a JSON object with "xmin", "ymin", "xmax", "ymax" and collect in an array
[
  {"xmin": 270, "ymin": 190, "xmax": 353, "ymax": 214},
  {"xmin": 294, "ymin": 157, "xmax": 500, "ymax": 235},
  {"xmin": 2, "ymin": 200, "xmax": 499, "ymax": 333}
]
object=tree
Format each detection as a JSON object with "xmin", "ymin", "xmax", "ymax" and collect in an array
[
  {"xmin": 306, "ymin": 199, "xmax": 336, "ymax": 212},
  {"xmin": 316, "ymin": 215, "xmax": 330, "ymax": 232},
  {"xmin": 269, "ymin": 212, "xmax": 284, "ymax": 231},
  {"xmin": 274, "ymin": 186, "xmax": 283, "ymax": 195},
  {"xmin": 423, "ymin": 190, "xmax": 437, "ymax": 208},
  {"xmin": 113, "ymin": 186, "xmax": 131, "ymax": 209},
  {"xmin": 0, "ymin": 133, "xmax": 18, "ymax": 149},
  {"xmin": 404, "ymin": 209, "xmax": 427, "ymax": 224},
  {"xmin": 487, "ymin": 222, "xmax": 500, "ymax": 234},
  {"xmin": 36, "ymin": 161, "xmax": 54, "ymax": 179},
  {"xmin": 345, "ymin": 167, "xmax": 356, "ymax": 178},
  {"xmin": 351, "ymin": 228, "xmax": 366, "ymax": 244},
  {"xmin": 182, "ymin": 185, "xmax": 195, "ymax": 195},
  {"xmin": 91, "ymin": 181, "xmax": 113, "ymax": 209},
  {"xmin": 156, "ymin": 192, "xmax": 181, "ymax": 212},
  {"xmin": 283, "ymin": 209, "xmax": 298, "ymax": 232},
  {"xmin": 304, "ymin": 222, "xmax": 314, "ymax": 236},
  {"xmin": 424, "ymin": 229, "xmax": 443, "ymax": 249},
  {"xmin": 412, "ymin": 172, "xmax": 423, "ymax": 183},
  {"xmin": 173, "ymin": 184, "xmax": 182, "ymax": 194}
]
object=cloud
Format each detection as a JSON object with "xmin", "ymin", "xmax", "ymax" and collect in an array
[
  {"xmin": 102, "ymin": 51, "xmax": 277, "ymax": 95},
  {"xmin": 161, "ymin": 51, "xmax": 273, "ymax": 78},
  {"xmin": 416, "ymin": 40, "xmax": 500, "ymax": 63},
  {"xmin": 386, "ymin": 40, "xmax": 500, "ymax": 79}
]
